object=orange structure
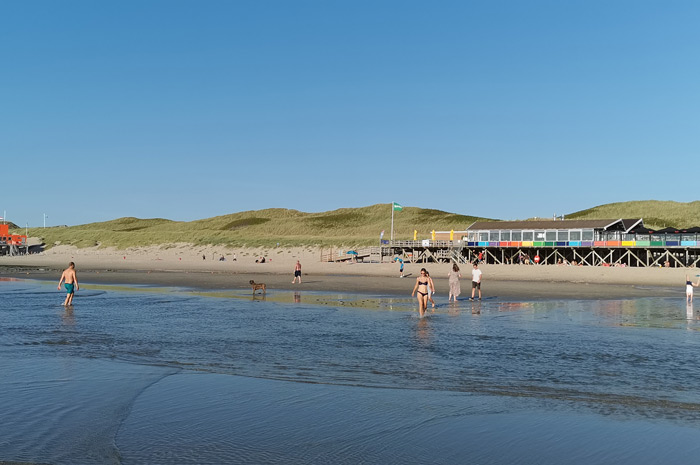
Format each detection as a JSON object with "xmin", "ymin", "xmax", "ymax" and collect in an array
[{"xmin": 0, "ymin": 224, "xmax": 28, "ymax": 255}]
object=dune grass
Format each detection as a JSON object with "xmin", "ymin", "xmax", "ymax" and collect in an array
[
  {"xmin": 566, "ymin": 200, "xmax": 700, "ymax": 229},
  {"xmin": 10, "ymin": 201, "xmax": 700, "ymax": 250},
  {"xmin": 15, "ymin": 204, "xmax": 487, "ymax": 250}
]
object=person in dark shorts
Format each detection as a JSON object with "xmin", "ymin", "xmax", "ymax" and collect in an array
[
  {"xmin": 58, "ymin": 262, "xmax": 79, "ymax": 306},
  {"xmin": 470, "ymin": 263, "xmax": 482, "ymax": 301},
  {"xmin": 292, "ymin": 260, "xmax": 302, "ymax": 284}
]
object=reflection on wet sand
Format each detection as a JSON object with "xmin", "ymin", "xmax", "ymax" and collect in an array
[{"xmin": 62, "ymin": 306, "xmax": 75, "ymax": 326}]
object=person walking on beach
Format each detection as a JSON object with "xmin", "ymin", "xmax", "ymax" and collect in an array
[
  {"xmin": 686, "ymin": 275, "xmax": 699, "ymax": 303},
  {"xmin": 470, "ymin": 263, "xmax": 482, "ymax": 301},
  {"xmin": 426, "ymin": 270, "xmax": 436, "ymax": 309},
  {"xmin": 411, "ymin": 268, "xmax": 430, "ymax": 316},
  {"xmin": 58, "ymin": 262, "xmax": 79, "ymax": 306},
  {"xmin": 394, "ymin": 257, "xmax": 404, "ymax": 278},
  {"xmin": 292, "ymin": 260, "xmax": 302, "ymax": 284},
  {"xmin": 448, "ymin": 263, "xmax": 461, "ymax": 302}
]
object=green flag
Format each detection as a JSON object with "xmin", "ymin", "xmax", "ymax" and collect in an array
[{"xmin": 393, "ymin": 202, "xmax": 403, "ymax": 212}]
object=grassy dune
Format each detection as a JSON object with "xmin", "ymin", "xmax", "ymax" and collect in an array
[
  {"xmin": 15, "ymin": 205, "xmax": 486, "ymax": 250},
  {"xmin": 10, "ymin": 201, "xmax": 700, "ymax": 250},
  {"xmin": 567, "ymin": 201, "xmax": 700, "ymax": 229}
]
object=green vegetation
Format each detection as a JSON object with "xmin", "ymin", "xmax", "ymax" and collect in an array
[
  {"xmin": 567, "ymin": 200, "xmax": 700, "ymax": 229},
  {"xmin": 13, "ymin": 204, "xmax": 487, "ymax": 250},
  {"xmin": 10, "ymin": 201, "xmax": 700, "ymax": 250}
]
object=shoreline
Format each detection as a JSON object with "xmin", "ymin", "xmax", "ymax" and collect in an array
[
  {"xmin": 0, "ymin": 244, "xmax": 692, "ymax": 300},
  {"xmin": 0, "ymin": 267, "xmax": 684, "ymax": 302}
]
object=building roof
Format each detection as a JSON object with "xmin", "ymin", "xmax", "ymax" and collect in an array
[
  {"xmin": 466, "ymin": 219, "xmax": 640, "ymax": 231},
  {"xmin": 620, "ymin": 218, "xmax": 643, "ymax": 232}
]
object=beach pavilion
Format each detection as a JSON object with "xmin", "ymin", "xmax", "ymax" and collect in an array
[{"xmin": 323, "ymin": 218, "xmax": 700, "ymax": 267}]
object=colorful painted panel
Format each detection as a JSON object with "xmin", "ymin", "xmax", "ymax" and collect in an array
[
  {"xmin": 594, "ymin": 241, "xmax": 606, "ymax": 247},
  {"xmin": 569, "ymin": 241, "xmax": 581, "ymax": 247},
  {"xmin": 581, "ymin": 241, "xmax": 593, "ymax": 247},
  {"xmin": 533, "ymin": 241, "xmax": 544, "ymax": 247},
  {"xmin": 621, "ymin": 241, "xmax": 635, "ymax": 247},
  {"xmin": 556, "ymin": 242, "xmax": 567, "ymax": 247},
  {"xmin": 488, "ymin": 242, "xmax": 499, "ymax": 247},
  {"xmin": 635, "ymin": 241, "xmax": 651, "ymax": 247},
  {"xmin": 650, "ymin": 241, "xmax": 664, "ymax": 246},
  {"xmin": 521, "ymin": 241, "xmax": 533, "ymax": 247},
  {"xmin": 666, "ymin": 241, "xmax": 680, "ymax": 246},
  {"xmin": 544, "ymin": 242, "xmax": 555, "ymax": 247},
  {"xmin": 681, "ymin": 241, "xmax": 697, "ymax": 246}
]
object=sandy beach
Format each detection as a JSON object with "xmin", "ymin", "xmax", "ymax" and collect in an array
[
  {"xmin": 0, "ymin": 243, "xmax": 692, "ymax": 300},
  {"xmin": 4, "ymin": 245, "xmax": 700, "ymax": 464}
]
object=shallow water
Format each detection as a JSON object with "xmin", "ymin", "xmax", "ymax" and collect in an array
[{"xmin": 2, "ymin": 279, "xmax": 700, "ymax": 464}]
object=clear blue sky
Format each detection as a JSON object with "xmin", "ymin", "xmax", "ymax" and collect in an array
[{"xmin": 2, "ymin": 1, "xmax": 698, "ymax": 226}]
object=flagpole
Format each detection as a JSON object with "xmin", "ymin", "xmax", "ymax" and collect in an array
[{"xmin": 391, "ymin": 203, "xmax": 394, "ymax": 242}]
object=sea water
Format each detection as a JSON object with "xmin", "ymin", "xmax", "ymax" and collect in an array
[{"xmin": 2, "ymin": 278, "xmax": 700, "ymax": 464}]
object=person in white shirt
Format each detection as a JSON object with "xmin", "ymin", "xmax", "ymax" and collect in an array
[{"xmin": 470, "ymin": 263, "xmax": 482, "ymax": 301}]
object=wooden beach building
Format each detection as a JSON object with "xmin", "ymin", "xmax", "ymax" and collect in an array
[{"xmin": 323, "ymin": 218, "xmax": 700, "ymax": 267}]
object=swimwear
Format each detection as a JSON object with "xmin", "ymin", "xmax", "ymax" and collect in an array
[
  {"xmin": 417, "ymin": 279, "xmax": 429, "ymax": 297},
  {"xmin": 294, "ymin": 270, "xmax": 301, "ymax": 277},
  {"xmin": 64, "ymin": 283, "xmax": 74, "ymax": 294}
]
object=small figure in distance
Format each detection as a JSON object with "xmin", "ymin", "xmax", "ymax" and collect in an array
[
  {"xmin": 394, "ymin": 257, "xmax": 404, "ymax": 278},
  {"xmin": 292, "ymin": 260, "xmax": 302, "ymax": 284},
  {"xmin": 58, "ymin": 262, "xmax": 79, "ymax": 306},
  {"xmin": 686, "ymin": 275, "xmax": 700, "ymax": 303},
  {"xmin": 470, "ymin": 263, "xmax": 482, "ymax": 301}
]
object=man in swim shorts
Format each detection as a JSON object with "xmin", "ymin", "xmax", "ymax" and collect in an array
[
  {"xmin": 292, "ymin": 260, "xmax": 302, "ymax": 284},
  {"xmin": 58, "ymin": 262, "xmax": 79, "ymax": 306}
]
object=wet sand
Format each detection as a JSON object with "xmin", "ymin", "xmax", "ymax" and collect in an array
[{"xmin": 0, "ymin": 243, "xmax": 693, "ymax": 300}]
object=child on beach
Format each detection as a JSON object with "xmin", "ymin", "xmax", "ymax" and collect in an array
[
  {"xmin": 426, "ymin": 270, "xmax": 436, "ymax": 309},
  {"xmin": 470, "ymin": 263, "xmax": 482, "ymax": 301},
  {"xmin": 686, "ymin": 275, "xmax": 699, "ymax": 303},
  {"xmin": 396, "ymin": 258, "xmax": 404, "ymax": 278},
  {"xmin": 57, "ymin": 262, "xmax": 79, "ymax": 306}
]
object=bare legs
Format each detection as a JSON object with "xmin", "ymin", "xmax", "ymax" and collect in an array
[{"xmin": 416, "ymin": 293, "xmax": 427, "ymax": 316}]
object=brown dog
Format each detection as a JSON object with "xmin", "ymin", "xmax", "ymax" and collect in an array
[{"xmin": 250, "ymin": 280, "xmax": 266, "ymax": 294}]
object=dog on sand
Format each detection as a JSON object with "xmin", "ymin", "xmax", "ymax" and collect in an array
[{"xmin": 250, "ymin": 280, "xmax": 266, "ymax": 294}]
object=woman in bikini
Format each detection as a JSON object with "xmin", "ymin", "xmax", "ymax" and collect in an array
[{"xmin": 412, "ymin": 268, "xmax": 430, "ymax": 315}]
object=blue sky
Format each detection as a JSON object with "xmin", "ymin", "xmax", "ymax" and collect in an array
[{"xmin": 2, "ymin": 1, "xmax": 698, "ymax": 226}]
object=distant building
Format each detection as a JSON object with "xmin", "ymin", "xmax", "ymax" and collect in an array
[{"xmin": 0, "ymin": 224, "xmax": 28, "ymax": 256}]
